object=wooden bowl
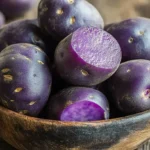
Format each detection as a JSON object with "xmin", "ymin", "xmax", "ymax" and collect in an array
[{"xmin": 0, "ymin": 106, "xmax": 150, "ymax": 150}]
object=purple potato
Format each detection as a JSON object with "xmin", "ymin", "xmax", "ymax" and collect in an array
[
  {"xmin": 38, "ymin": 0, "xmax": 104, "ymax": 41},
  {"xmin": 0, "ymin": 43, "xmax": 52, "ymax": 116},
  {"xmin": 0, "ymin": 19, "xmax": 47, "ymax": 52},
  {"xmin": 106, "ymin": 17, "xmax": 150, "ymax": 62},
  {"xmin": 0, "ymin": 0, "xmax": 36, "ymax": 19},
  {"xmin": 96, "ymin": 81, "xmax": 124, "ymax": 118},
  {"xmin": 51, "ymin": 65, "xmax": 99, "ymax": 95},
  {"xmin": 55, "ymin": 26, "xmax": 122, "ymax": 86},
  {"xmin": 0, "ymin": 12, "xmax": 5, "ymax": 28},
  {"xmin": 47, "ymin": 87, "xmax": 109, "ymax": 121},
  {"xmin": 108, "ymin": 59, "xmax": 150, "ymax": 114}
]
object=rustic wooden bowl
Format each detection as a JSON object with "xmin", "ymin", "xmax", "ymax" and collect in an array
[{"xmin": 0, "ymin": 106, "xmax": 150, "ymax": 150}]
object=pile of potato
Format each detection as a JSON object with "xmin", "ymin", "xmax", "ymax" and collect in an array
[{"xmin": 0, "ymin": 0, "xmax": 150, "ymax": 122}]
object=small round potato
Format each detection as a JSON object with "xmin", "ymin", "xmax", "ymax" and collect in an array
[
  {"xmin": 0, "ymin": 19, "xmax": 46, "ymax": 52},
  {"xmin": 0, "ymin": 43, "xmax": 52, "ymax": 116},
  {"xmin": 0, "ymin": 0, "xmax": 36, "ymax": 19},
  {"xmin": 108, "ymin": 59, "xmax": 150, "ymax": 114},
  {"xmin": 55, "ymin": 27, "xmax": 122, "ymax": 86},
  {"xmin": 106, "ymin": 17, "xmax": 150, "ymax": 62},
  {"xmin": 47, "ymin": 87, "xmax": 109, "ymax": 121},
  {"xmin": 38, "ymin": 0, "xmax": 104, "ymax": 41}
]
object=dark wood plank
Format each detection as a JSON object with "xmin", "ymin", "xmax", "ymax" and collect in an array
[
  {"xmin": 0, "ymin": 138, "xmax": 16, "ymax": 150},
  {"xmin": 0, "ymin": 106, "xmax": 150, "ymax": 150}
]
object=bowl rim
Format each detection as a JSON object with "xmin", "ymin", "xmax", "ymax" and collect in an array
[{"xmin": 0, "ymin": 106, "xmax": 150, "ymax": 126}]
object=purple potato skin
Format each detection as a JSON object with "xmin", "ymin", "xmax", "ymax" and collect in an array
[
  {"xmin": 47, "ymin": 87, "xmax": 109, "ymax": 121},
  {"xmin": 0, "ymin": 0, "xmax": 36, "ymax": 19},
  {"xmin": 38, "ymin": 0, "xmax": 104, "ymax": 41},
  {"xmin": 97, "ymin": 81, "xmax": 124, "ymax": 118},
  {"xmin": 0, "ymin": 12, "xmax": 5, "ymax": 28},
  {"xmin": 106, "ymin": 17, "xmax": 150, "ymax": 62},
  {"xmin": 0, "ymin": 19, "xmax": 47, "ymax": 52},
  {"xmin": 55, "ymin": 27, "xmax": 122, "ymax": 86},
  {"xmin": 51, "ymin": 65, "xmax": 99, "ymax": 95},
  {"xmin": 108, "ymin": 59, "xmax": 150, "ymax": 115},
  {"xmin": 0, "ymin": 43, "xmax": 52, "ymax": 116}
]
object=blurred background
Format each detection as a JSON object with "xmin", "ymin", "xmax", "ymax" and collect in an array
[
  {"xmin": 88, "ymin": 0, "xmax": 150, "ymax": 24},
  {"xmin": 24, "ymin": 0, "xmax": 150, "ymax": 25}
]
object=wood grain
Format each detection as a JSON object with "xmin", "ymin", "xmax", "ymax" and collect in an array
[
  {"xmin": 109, "ymin": 123, "xmax": 150, "ymax": 150},
  {"xmin": 0, "ymin": 106, "xmax": 150, "ymax": 150},
  {"xmin": 0, "ymin": 138, "xmax": 16, "ymax": 150}
]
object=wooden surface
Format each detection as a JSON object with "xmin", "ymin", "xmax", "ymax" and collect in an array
[{"xmin": 0, "ymin": 106, "xmax": 150, "ymax": 150}]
